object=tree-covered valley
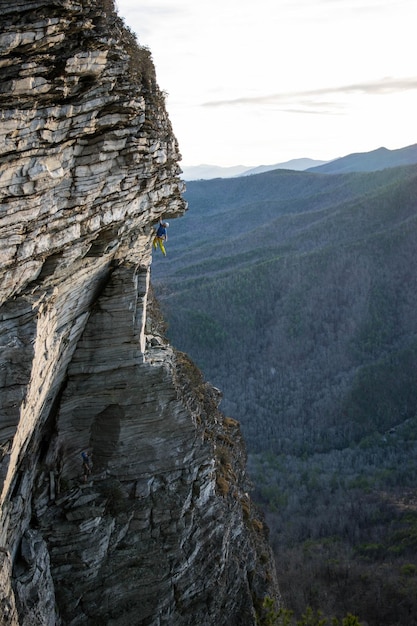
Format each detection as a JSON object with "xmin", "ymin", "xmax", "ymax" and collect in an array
[{"xmin": 152, "ymin": 160, "xmax": 417, "ymax": 625}]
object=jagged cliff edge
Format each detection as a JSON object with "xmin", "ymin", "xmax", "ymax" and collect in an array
[{"xmin": 0, "ymin": 0, "xmax": 279, "ymax": 624}]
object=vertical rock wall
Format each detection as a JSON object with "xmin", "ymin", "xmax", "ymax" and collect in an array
[
  {"xmin": 0, "ymin": 1, "xmax": 280, "ymax": 624},
  {"xmin": 1, "ymin": 0, "xmax": 184, "ymax": 519}
]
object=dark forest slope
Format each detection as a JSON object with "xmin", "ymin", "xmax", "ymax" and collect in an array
[
  {"xmin": 153, "ymin": 165, "xmax": 417, "ymax": 454},
  {"xmin": 152, "ymin": 164, "xmax": 417, "ymax": 624}
]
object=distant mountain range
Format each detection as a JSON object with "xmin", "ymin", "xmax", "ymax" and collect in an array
[
  {"xmin": 181, "ymin": 143, "xmax": 417, "ymax": 180},
  {"xmin": 308, "ymin": 143, "xmax": 417, "ymax": 174},
  {"xmin": 180, "ymin": 158, "xmax": 327, "ymax": 181}
]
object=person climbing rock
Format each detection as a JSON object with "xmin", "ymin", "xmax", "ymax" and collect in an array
[
  {"xmin": 81, "ymin": 450, "xmax": 92, "ymax": 482},
  {"xmin": 153, "ymin": 218, "xmax": 169, "ymax": 256}
]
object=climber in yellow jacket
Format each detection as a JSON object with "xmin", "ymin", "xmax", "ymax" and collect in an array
[{"xmin": 153, "ymin": 218, "xmax": 169, "ymax": 256}]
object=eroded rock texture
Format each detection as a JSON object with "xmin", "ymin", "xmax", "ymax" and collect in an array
[{"xmin": 0, "ymin": 1, "xmax": 279, "ymax": 624}]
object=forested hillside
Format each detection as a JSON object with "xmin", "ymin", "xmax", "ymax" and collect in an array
[
  {"xmin": 152, "ymin": 164, "xmax": 417, "ymax": 624},
  {"xmin": 153, "ymin": 164, "xmax": 417, "ymax": 455}
]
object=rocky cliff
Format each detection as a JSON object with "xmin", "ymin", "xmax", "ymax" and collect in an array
[{"xmin": 0, "ymin": 1, "xmax": 279, "ymax": 624}]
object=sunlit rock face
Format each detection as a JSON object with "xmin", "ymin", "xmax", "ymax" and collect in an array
[{"xmin": 0, "ymin": 1, "xmax": 279, "ymax": 624}]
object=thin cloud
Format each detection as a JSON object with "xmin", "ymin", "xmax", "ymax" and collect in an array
[
  {"xmin": 317, "ymin": 0, "xmax": 414, "ymax": 9},
  {"xmin": 202, "ymin": 76, "xmax": 417, "ymax": 111},
  {"xmin": 283, "ymin": 100, "xmax": 346, "ymax": 115},
  {"xmin": 313, "ymin": 77, "xmax": 417, "ymax": 96}
]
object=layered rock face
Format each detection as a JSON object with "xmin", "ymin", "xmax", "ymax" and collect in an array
[{"xmin": 0, "ymin": 1, "xmax": 279, "ymax": 624}]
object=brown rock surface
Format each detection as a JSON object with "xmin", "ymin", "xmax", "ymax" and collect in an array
[{"xmin": 0, "ymin": 1, "xmax": 280, "ymax": 624}]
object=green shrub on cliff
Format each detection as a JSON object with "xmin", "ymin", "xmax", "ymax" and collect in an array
[{"xmin": 258, "ymin": 598, "xmax": 361, "ymax": 626}]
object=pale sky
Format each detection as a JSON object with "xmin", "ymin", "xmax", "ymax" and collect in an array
[{"xmin": 115, "ymin": 0, "xmax": 417, "ymax": 167}]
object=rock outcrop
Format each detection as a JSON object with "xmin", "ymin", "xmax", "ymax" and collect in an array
[{"xmin": 0, "ymin": 1, "xmax": 280, "ymax": 624}]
